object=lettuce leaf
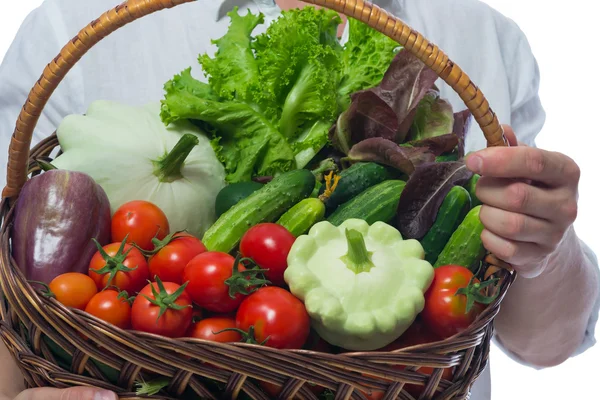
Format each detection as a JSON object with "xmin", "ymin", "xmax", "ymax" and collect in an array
[{"xmin": 409, "ymin": 88, "xmax": 455, "ymax": 141}]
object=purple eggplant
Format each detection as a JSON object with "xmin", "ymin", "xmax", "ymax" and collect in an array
[{"xmin": 12, "ymin": 169, "xmax": 112, "ymax": 283}]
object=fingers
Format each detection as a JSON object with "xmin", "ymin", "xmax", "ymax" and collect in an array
[
  {"xmin": 16, "ymin": 387, "xmax": 117, "ymax": 400},
  {"xmin": 466, "ymin": 146, "xmax": 580, "ymax": 188},
  {"xmin": 480, "ymin": 229, "xmax": 548, "ymax": 278},
  {"xmin": 479, "ymin": 205, "xmax": 562, "ymax": 249},
  {"xmin": 475, "ymin": 177, "xmax": 578, "ymax": 226}
]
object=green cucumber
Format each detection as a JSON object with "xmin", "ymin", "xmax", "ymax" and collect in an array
[
  {"xmin": 434, "ymin": 205, "xmax": 486, "ymax": 271},
  {"xmin": 327, "ymin": 180, "xmax": 406, "ymax": 226},
  {"xmin": 214, "ymin": 181, "xmax": 264, "ymax": 217},
  {"xmin": 203, "ymin": 169, "xmax": 315, "ymax": 252},
  {"xmin": 464, "ymin": 174, "xmax": 482, "ymax": 207},
  {"xmin": 421, "ymin": 186, "xmax": 472, "ymax": 264},
  {"xmin": 277, "ymin": 198, "xmax": 326, "ymax": 237},
  {"xmin": 318, "ymin": 162, "xmax": 393, "ymax": 212}
]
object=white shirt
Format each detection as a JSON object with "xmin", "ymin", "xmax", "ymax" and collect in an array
[{"xmin": 0, "ymin": 1, "xmax": 598, "ymax": 399}]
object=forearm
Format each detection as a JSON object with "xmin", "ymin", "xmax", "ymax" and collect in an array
[{"xmin": 494, "ymin": 226, "xmax": 599, "ymax": 367}]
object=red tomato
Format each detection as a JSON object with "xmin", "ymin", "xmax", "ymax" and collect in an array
[
  {"xmin": 111, "ymin": 200, "xmax": 170, "ymax": 251},
  {"xmin": 187, "ymin": 317, "xmax": 241, "ymax": 342},
  {"xmin": 239, "ymin": 223, "xmax": 296, "ymax": 287},
  {"xmin": 48, "ymin": 273, "xmax": 98, "ymax": 310},
  {"xmin": 183, "ymin": 252, "xmax": 266, "ymax": 314},
  {"xmin": 85, "ymin": 289, "xmax": 132, "ymax": 329},
  {"xmin": 235, "ymin": 286, "xmax": 310, "ymax": 349},
  {"xmin": 421, "ymin": 265, "xmax": 496, "ymax": 339},
  {"xmin": 148, "ymin": 232, "xmax": 207, "ymax": 284},
  {"xmin": 131, "ymin": 279, "xmax": 193, "ymax": 338},
  {"xmin": 88, "ymin": 240, "xmax": 149, "ymax": 295}
]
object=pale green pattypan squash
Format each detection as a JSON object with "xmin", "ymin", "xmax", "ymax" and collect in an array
[
  {"xmin": 52, "ymin": 100, "xmax": 226, "ymax": 237},
  {"xmin": 284, "ymin": 219, "xmax": 434, "ymax": 351}
]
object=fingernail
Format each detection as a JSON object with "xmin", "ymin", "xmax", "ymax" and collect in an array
[
  {"xmin": 94, "ymin": 390, "xmax": 118, "ymax": 400},
  {"xmin": 466, "ymin": 155, "xmax": 482, "ymax": 173}
]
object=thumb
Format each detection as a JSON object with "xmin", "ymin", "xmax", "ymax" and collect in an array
[{"xmin": 15, "ymin": 386, "xmax": 118, "ymax": 400}]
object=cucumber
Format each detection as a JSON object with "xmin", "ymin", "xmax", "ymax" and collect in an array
[
  {"xmin": 318, "ymin": 162, "xmax": 392, "ymax": 212},
  {"xmin": 464, "ymin": 174, "xmax": 482, "ymax": 207},
  {"xmin": 327, "ymin": 180, "xmax": 406, "ymax": 226},
  {"xmin": 214, "ymin": 181, "xmax": 264, "ymax": 217},
  {"xmin": 277, "ymin": 198, "xmax": 326, "ymax": 237},
  {"xmin": 203, "ymin": 169, "xmax": 315, "ymax": 252},
  {"xmin": 420, "ymin": 186, "xmax": 472, "ymax": 264},
  {"xmin": 434, "ymin": 205, "xmax": 486, "ymax": 271}
]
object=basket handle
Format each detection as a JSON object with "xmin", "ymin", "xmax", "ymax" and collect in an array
[{"xmin": 1, "ymin": 0, "xmax": 507, "ymax": 199}]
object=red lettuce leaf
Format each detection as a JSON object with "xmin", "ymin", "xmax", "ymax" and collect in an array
[
  {"xmin": 404, "ymin": 133, "xmax": 459, "ymax": 156},
  {"xmin": 452, "ymin": 109, "xmax": 473, "ymax": 159},
  {"xmin": 396, "ymin": 161, "xmax": 474, "ymax": 240},
  {"xmin": 329, "ymin": 49, "xmax": 439, "ymax": 154},
  {"xmin": 346, "ymin": 138, "xmax": 435, "ymax": 175}
]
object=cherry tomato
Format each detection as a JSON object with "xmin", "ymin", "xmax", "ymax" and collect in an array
[
  {"xmin": 111, "ymin": 200, "xmax": 170, "ymax": 251},
  {"xmin": 240, "ymin": 223, "xmax": 296, "ymax": 287},
  {"xmin": 48, "ymin": 272, "xmax": 98, "ymax": 310},
  {"xmin": 187, "ymin": 317, "xmax": 241, "ymax": 342},
  {"xmin": 131, "ymin": 279, "xmax": 193, "ymax": 338},
  {"xmin": 421, "ymin": 265, "xmax": 496, "ymax": 339},
  {"xmin": 148, "ymin": 232, "xmax": 207, "ymax": 284},
  {"xmin": 183, "ymin": 252, "xmax": 266, "ymax": 314},
  {"xmin": 236, "ymin": 286, "xmax": 310, "ymax": 349},
  {"xmin": 88, "ymin": 239, "xmax": 149, "ymax": 295},
  {"xmin": 85, "ymin": 289, "xmax": 132, "ymax": 329}
]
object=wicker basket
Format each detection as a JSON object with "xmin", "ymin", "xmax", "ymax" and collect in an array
[{"xmin": 0, "ymin": 0, "xmax": 516, "ymax": 399}]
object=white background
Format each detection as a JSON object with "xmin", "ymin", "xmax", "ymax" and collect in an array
[{"xmin": 1, "ymin": 1, "xmax": 598, "ymax": 399}]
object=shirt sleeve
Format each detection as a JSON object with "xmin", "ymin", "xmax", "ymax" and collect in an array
[{"xmin": 0, "ymin": 2, "xmax": 84, "ymax": 189}]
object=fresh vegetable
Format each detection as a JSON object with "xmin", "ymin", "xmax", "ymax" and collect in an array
[
  {"xmin": 317, "ymin": 162, "xmax": 392, "ymax": 212},
  {"xmin": 12, "ymin": 170, "xmax": 111, "ymax": 283},
  {"xmin": 276, "ymin": 198, "xmax": 326, "ymax": 237},
  {"xmin": 214, "ymin": 181, "xmax": 264, "ymax": 217},
  {"xmin": 239, "ymin": 223, "xmax": 296, "ymax": 287},
  {"xmin": 51, "ymin": 100, "xmax": 226, "ymax": 237},
  {"xmin": 131, "ymin": 278, "xmax": 193, "ymax": 338},
  {"xmin": 327, "ymin": 180, "xmax": 406, "ymax": 226},
  {"xmin": 408, "ymin": 87, "xmax": 454, "ymax": 141},
  {"xmin": 420, "ymin": 186, "xmax": 472, "ymax": 264},
  {"xmin": 111, "ymin": 200, "xmax": 170, "ymax": 251},
  {"xmin": 434, "ymin": 205, "xmax": 486, "ymax": 270},
  {"xmin": 187, "ymin": 317, "xmax": 241, "ymax": 343},
  {"xmin": 396, "ymin": 161, "xmax": 473, "ymax": 240},
  {"xmin": 45, "ymin": 273, "xmax": 98, "ymax": 310},
  {"xmin": 464, "ymin": 173, "xmax": 482, "ymax": 207},
  {"xmin": 202, "ymin": 169, "xmax": 315, "ymax": 253},
  {"xmin": 85, "ymin": 289, "xmax": 132, "ymax": 330},
  {"xmin": 421, "ymin": 265, "xmax": 498, "ymax": 338},
  {"xmin": 284, "ymin": 219, "xmax": 434, "ymax": 350},
  {"xmin": 148, "ymin": 232, "xmax": 207, "ymax": 284},
  {"xmin": 182, "ymin": 252, "xmax": 268, "ymax": 313},
  {"xmin": 88, "ymin": 238, "xmax": 150, "ymax": 295},
  {"xmin": 236, "ymin": 286, "xmax": 310, "ymax": 349},
  {"xmin": 161, "ymin": 7, "xmax": 402, "ymax": 182}
]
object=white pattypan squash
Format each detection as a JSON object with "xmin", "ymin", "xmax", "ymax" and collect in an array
[{"xmin": 52, "ymin": 100, "xmax": 226, "ymax": 237}]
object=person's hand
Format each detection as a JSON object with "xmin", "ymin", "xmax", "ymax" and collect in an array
[
  {"xmin": 465, "ymin": 125, "xmax": 580, "ymax": 278},
  {"xmin": 3, "ymin": 386, "xmax": 118, "ymax": 400}
]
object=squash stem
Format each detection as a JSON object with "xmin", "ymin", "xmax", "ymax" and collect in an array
[
  {"xmin": 341, "ymin": 229, "xmax": 376, "ymax": 274},
  {"xmin": 153, "ymin": 134, "xmax": 199, "ymax": 183}
]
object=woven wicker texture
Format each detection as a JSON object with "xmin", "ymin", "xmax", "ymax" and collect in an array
[{"xmin": 0, "ymin": 1, "xmax": 515, "ymax": 399}]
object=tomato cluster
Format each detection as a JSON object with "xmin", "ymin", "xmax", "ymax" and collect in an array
[{"xmin": 45, "ymin": 199, "xmax": 497, "ymax": 399}]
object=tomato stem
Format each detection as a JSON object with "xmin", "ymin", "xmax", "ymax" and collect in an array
[
  {"xmin": 140, "ymin": 276, "xmax": 192, "ymax": 322},
  {"xmin": 224, "ymin": 253, "xmax": 271, "ymax": 299},
  {"xmin": 153, "ymin": 133, "xmax": 199, "ymax": 183},
  {"xmin": 90, "ymin": 236, "xmax": 138, "ymax": 291},
  {"xmin": 213, "ymin": 325, "xmax": 269, "ymax": 346},
  {"xmin": 135, "ymin": 377, "xmax": 170, "ymax": 396},
  {"xmin": 340, "ymin": 229, "xmax": 376, "ymax": 274},
  {"xmin": 455, "ymin": 276, "xmax": 500, "ymax": 313},
  {"xmin": 28, "ymin": 280, "xmax": 55, "ymax": 298},
  {"xmin": 134, "ymin": 230, "xmax": 189, "ymax": 256}
]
